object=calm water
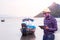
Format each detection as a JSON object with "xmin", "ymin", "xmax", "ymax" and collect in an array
[{"xmin": 0, "ymin": 18, "xmax": 60, "ymax": 40}]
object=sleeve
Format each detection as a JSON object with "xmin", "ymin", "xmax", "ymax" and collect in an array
[{"xmin": 48, "ymin": 19, "xmax": 58, "ymax": 31}]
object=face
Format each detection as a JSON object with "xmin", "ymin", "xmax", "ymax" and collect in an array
[{"xmin": 43, "ymin": 12, "xmax": 50, "ymax": 17}]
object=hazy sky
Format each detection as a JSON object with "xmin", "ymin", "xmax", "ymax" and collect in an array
[{"xmin": 0, "ymin": 0, "xmax": 60, "ymax": 17}]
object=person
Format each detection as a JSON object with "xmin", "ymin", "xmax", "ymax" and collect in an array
[
  {"xmin": 42, "ymin": 8, "xmax": 58, "ymax": 40},
  {"xmin": 21, "ymin": 23, "xmax": 27, "ymax": 36}
]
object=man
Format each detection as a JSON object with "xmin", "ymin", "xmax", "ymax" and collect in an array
[{"xmin": 42, "ymin": 8, "xmax": 58, "ymax": 40}]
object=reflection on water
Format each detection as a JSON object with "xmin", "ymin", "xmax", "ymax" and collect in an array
[{"xmin": 20, "ymin": 34, "xmax": 35, "ymax": 40}]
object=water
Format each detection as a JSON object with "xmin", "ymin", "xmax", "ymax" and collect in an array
[{"xmin": 0, "ymin": 18, "xmax": 60, "ymax": 40}]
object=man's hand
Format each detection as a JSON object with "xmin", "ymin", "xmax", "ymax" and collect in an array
[{"xmin": 45, "ymin": 26, "xmax": 49, "ymax": 30}]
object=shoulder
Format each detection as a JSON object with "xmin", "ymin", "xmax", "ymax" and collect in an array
[{"xmin": 50, "ymin": 16, "xmax": 57, "ymax": 23}]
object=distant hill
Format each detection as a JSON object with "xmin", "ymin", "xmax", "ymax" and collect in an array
[
  {"xmin": 34, "ymin": 2, "xmax": 60, "ymax": 18},
  {"xmin": 0, "ymin": 15, "xmax": 18, "ymax": 19}
]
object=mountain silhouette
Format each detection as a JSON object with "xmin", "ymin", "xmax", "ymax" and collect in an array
[{"xmin": 34, "ymin": 2, "xmax": 60, "ymax": 18}]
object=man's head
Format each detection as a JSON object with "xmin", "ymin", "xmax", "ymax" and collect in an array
[
  {"xmin": 42, "ymin": 8, "xmax": 51, "ymax": 17},
  {"xmin": 43, "ymin": 12, "xmax": 51, "ymax": 17}
]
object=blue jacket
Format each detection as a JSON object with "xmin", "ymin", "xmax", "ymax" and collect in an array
[{"xmin": 27, "ymin": 24, "xmax": 36, "ymax": 29}]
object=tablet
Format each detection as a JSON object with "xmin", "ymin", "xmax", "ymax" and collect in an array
[{"xmin": 39, "ymin": 26, "xmax": 45, "ymax": 29}]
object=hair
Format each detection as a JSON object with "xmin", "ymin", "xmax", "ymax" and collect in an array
[{"xmin": 21, "ymin": 23, "xmax": 27, "ymax": 28}]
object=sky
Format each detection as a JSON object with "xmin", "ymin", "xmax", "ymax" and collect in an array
[{"xmin": 0, "ymin": 0, "xmax": 60, "ymax": 17}]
